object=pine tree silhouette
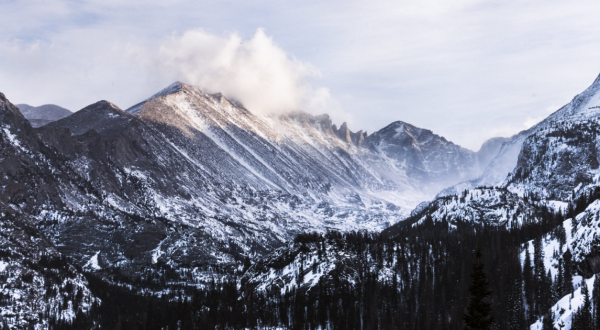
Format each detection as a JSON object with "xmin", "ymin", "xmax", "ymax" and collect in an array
[
  {"xmin": 593, "ymin": 275, "xmax": 600, "ymax": 329},
  {"xmin": 542, "ymin": 310, "xmax": 555, "ymax": 330},
  {"xmin": 463, "ymin": 247, "xmax": 494, "ymax": 330}
]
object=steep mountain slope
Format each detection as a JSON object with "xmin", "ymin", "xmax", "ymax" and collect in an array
[
  {"xmin": 16, "ymin": 103, "xmax": 72, "ymax": 127},
  {"xmin": 365, "ymin": 121, "xmax": 478, "ymax": 190},
  {"xmin": 483, "ymin": 74, "xmax": 600, "ymax": 186},
  {"xmin": 1, "ymin": 94, "xmax": 97, "ymax": 328}
]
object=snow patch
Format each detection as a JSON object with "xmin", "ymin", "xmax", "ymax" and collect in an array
[{"xmin": 83, "ymin": 251, "xmax": 102, "ymax": 271}]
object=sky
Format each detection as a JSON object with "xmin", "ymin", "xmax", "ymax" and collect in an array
[{"xmin": 2, "ymin": 0, "xmax": 600, "ymax": 150}]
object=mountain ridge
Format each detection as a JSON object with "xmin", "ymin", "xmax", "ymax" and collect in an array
[{"xmin": 0, "ymin": 82, "xmax": 484, "ymax": 287}]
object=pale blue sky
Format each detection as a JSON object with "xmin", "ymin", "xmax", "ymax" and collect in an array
[{"xmin": 2, "ymin": 0, "xmax": 600, "ymax": 150}]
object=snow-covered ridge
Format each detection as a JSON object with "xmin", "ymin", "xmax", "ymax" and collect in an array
[{"xmin": 413, "ymin": 187, "xmax": 542, "ymax": 229}]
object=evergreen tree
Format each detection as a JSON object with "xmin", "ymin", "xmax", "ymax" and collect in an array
[
  {"xmin": 573, "ymin": 279, "xmax": 592, "ymax": 330},
  {"xmin": 593, "ymin": 275, "xmax": 600, "ymax": 330},
  {"xmin": 582, "ymin": 279, "xmax": 592, "ymax": 330},
  {"xmin": 524, "ymin": 245, "xmax": 535, "ymax": 320},
  {"xmin": 563, "ymin": 251, "xmax": 574, "ymax": 297},
  {"xmin": 507, "ymin": 277, "xmax": 526, "ymax": 330},
  {"xmin": 542, "ymin": 310, "xmax": 555, "ymax": 330},
  {"xmin": 535, "ymin": 239, "xmax": 544, "ymax": 313},
  {"xmin": 464, "ymin": 247, "xmax": 494, "ymax": 330}
]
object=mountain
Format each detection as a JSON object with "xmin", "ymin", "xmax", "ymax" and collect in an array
[
  {"xmin": 1, "ymin": 82, "xmax": 481, "ymax": 289},
  {"xmin": 16, "ymin": 103, "xmax": 72, "ymax": 127},
  {"xmin": 365, "ymin": 121, "xmax": 479, "ymax": 189},
  {"xmin": 0, "ymin": 81, "xmax": 489, "ymax": 327}
]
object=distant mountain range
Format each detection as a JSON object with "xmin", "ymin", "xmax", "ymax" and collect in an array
[{"xmin": 15, "ymin": 103, "xmax": 72, "ymax": 127}]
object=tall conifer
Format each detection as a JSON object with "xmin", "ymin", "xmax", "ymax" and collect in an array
[
  {"xmin": 464, "ymin": 247, "xmax": 494, "ymax": 330},
  {"xmin": 593, "ymin": 275, "xmax": 600, "ymax": 330}
]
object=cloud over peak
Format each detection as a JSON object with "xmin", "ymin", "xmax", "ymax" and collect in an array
[{"xmin": 151, "ymin": 28, "xmax": 324, "ymax": 115}]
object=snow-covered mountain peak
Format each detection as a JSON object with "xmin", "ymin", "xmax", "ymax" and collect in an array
[
  {"xmin": 375, "ymin": 120, "xmax": 451, "ymax": 145},
  {"xmin": 126, "ymin": 81, "xmax": 184, "ymax": 114},
  {"xmin": 155, "ymin": 81, "xmax": 184, "ymax": 97}
]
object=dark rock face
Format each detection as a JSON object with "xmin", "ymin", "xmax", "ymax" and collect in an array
[
  {"xmin": 577, "ymin": 251, "xmax": 600, "ymax": 278},
  {"xmin": 0, "ymin": 94, "xmax": 73, "ymax": 212},
  {"xmin": 509, "ymin": 118, "xmax": 600, "ymax": 200},
  {"xmin": 1, "ymin": 94, "xmax": 97, "ymax": 326},
  {"xmin": 16, "ymin": 103, "xmax": 72, "ymax": 127}
]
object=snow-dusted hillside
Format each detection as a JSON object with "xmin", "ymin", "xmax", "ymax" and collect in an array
[{"xmin": 412, "ymin": 187, "xmax": 542, "ymax": 229}]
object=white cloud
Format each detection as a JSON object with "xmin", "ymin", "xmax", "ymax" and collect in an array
[
  {"xmin": 151, "ymin": 28, "xmax": 321, "ymax": 115},
  {"xmin": 0, "ymin": 24, "xmax": 340, "ymax": 119},
  {"xmin": 0, "ymin": 29, "xmax": 341, "ymax": 118}
]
